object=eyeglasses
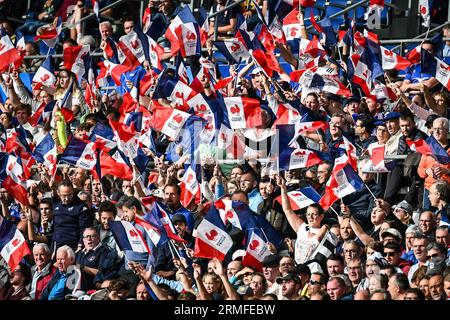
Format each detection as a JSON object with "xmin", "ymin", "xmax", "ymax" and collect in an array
[
  {"xmin": 309, "ymin": 280, "xmax": 324, "ymax": 285},
  {"xmin": 426, "ymin": 253, "xmax": 439, "ymax": 259},
  {"xmin": 83, "ymin": 235, "xmax": 97, "ymax": 239}
]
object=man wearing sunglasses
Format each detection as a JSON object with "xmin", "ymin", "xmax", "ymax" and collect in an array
[{"xmin": 383, "ymin": 242, "xmax": 412, "ymax": 275}]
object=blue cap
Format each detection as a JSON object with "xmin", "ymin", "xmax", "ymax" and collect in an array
[
  {"xmin": 383, "ymin": 112, "xmax": 401, "ymax": 121},
  {"xmin": 344, "ymin": 96, "xmax": 361, "ymax": 106},
  {"xmin": 374, "ymin": 120, "xmax": 386, "ymax": 127}
]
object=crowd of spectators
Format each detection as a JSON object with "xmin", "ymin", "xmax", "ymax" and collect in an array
[{"xmin": 0, "ymin": 0, "xmax": 448, "ymax": 301}]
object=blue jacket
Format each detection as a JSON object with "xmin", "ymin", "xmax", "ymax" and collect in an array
[{"xmin": 52, "ymin": 196, "xmax": 94, "ymax": 250}]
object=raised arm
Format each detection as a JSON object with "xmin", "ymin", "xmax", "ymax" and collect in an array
[
  {"xmin": 212, "ymin": 258, "xmax": 239, "ymax": 300},
  {"xmin": 275, "ymin": 174, "xmax": 304, "ymax": 232}
]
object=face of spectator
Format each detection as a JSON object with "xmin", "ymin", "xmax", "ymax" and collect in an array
[
  {"xmin": 251, "ymin": 73, "xmax": 264, "ymax": 91},
  {"xmin": 405, "ymin": 232, "xmax": 415, "ymax": 250},
  {"xmin": 203, "ymin": 276, "xmax": 218, "ymax": 294},
  {"xmin": 428, "ymin": 184, "xmax": 442, "ymax": 208},
  {"xmin": 227, "ymin": 182, "xmax": 238, "ymax": 194},
  {"xmin": 435, "ymin": 229, "xmax": 449, "ymax": 247},
  {"xmin": 33, "ymin": 247, "xmax": 50, "ymax": 270},
  {"xmin": 428, "ymin": 276, "xmax": 444, "ymax": 300},
  {"xmin": 281, "ymin": 279, "xmax": 299, "ymax": 298},
  {"xmin": 160, "ymin": 0, "xmax": 175, "ymax": 15},
  {"xmin": 307, "ymin": 274, "xmax": 326, "ymax": 295},
  {"xmin": 15, "ymin": 108, "xmax": 29, "ymax": 124},
  {"xmin": 58, "ymin": 185, "xmax": 74, "ymax": 205},
  {"xmin": 38, "ymin": 90, "xmax": 52, "ymax": 105},
  {"xmin": 433, "ymin": 121, "xmax": 448, "ymax": 144},
  {"xmin": 317, "ymin": 163, "xmax": 331, "ymax": 185},
  {"xmin": 365, "ymin": 260, "xmax": 380, "ymax": 277},
  {"xmin": 419, "ymin": 211, "xmax": 435, "ymax": 234},
  {"xmin": 250, "ymin": 275, "xmax": 265, "ymax": 297},
  {"xmin": 100, "ymin": 24, "xmax": 112, "ymax": 39},
  {"xmin": 444, "ymin": 280, "xmax": 450, "ymax": 299},
  {"xmin": 174, "ymin": 221, "xmax": 187, "ymax": 237},
  {"xmin": 347, "ymin": 261, "xmax": 362, "ymax": 284},
  {"xmin": 340, "ymin": 219, "xmax": 354, "ymax": 240},
  {"xmin": 368, "ymin": 276, "xmax": 382, "ymax": 294},
  {"xmin": 404, "ymin": 292, "xmax": 419, "ymax": 300},
  {"xmin": 399, "ymin": 118, "xmax": 415, "ymax": 137},
  {"xmin": 122, "ymin": 206, "xmax": 137, "ymax": 222},
  {"xmin": 39, "ymin": 202, "xmax": 53, "ymax": 220},
  {"xmin": 327, "ymin": 279, "xmax": 345, "ymax": 300},
  {"xmin": 83, "ymin": 229, "xmax": 100, "ymax": 251},
  {"xmin": 343, "ymin": 244, "xmax": 359, "ymax": 264},
  {"xmin": 239, "ymin": 173, "xmax": 256, "ymax": 194},
  {"xmin": 383, "ymin": 248, "xmax": 400, "ymax": 266},
  {"xmin": 92, "ymin": 179, "xmax": 102, "ymax": 196},
  {"xmin": 419, "ymin": 278, "xmax": 430, "ymax": 298},
  {"xmin": 10, "ymin": 266, "xmax": 25, "ymax": 286},
  {"xmin": 164, "ymin": 186, "xmax": 181, "ymax": 209},
  {"xmin": 385, "ymin": 119, "xmax": 400, "ymax": 135},
  {"xmin": 376, "ymin": 125, "xmax": 390, "ymax": 144},
  {"xmin": 263, "ymin": 265, "xmax": 279, "ymax": 282},
  {"xmin": 354, "ymin": 120, "xmax": 366, "ymax": 138},
  {"xmin": 230, "ymin": 167, "xmax": 243, "ymax": 181},
  {"xmin": 393, "ymin": 207, "xmax": 409, "ymax": 224},
  {"xmin": 72, "ymin": 168, "xmax": 86, "ymax": 188},
  {"xmin": 370, "ymin": 208, "xmax": 386, "ymax": 226},
  {"xmin": 124, "ymin": 21, "xmax": 135, "ymax": 34},
  {"xmin": 226, "ymin": 261, "xmax": 242, "ymax": 278},
  {"xmin": 56, "ymin": 250, "xmax": 73, "ymax": 273},
  {"xmin": 346, "ymin": 101, "xmax": 360, "ymax": 114},
  {"xmin": 305, "ymin": 206, "xmax": 323, "ymax": 228},
  {"xmin": 327, "ymin": 259, "xmax": 343, "ymax": 277},
  {"xmin": 412, "ymin": 238, "xmax": 428, "ymax": 262},
  {"xmin": 83, "ymin": 178, "xmax": 92, "ymax": 193},
  {"xmin": 0, "ymin": 113, "xmax": 11, "ymax": 128},
  {"xmin": 365, "ymin": 98, "xmax": 377, "ymax": 113},
  {"xmin": 259, "ymin": 182, "xmax": 270, "ymax": 200},
  {"xmin": 58, "ymin": 71, "xmax": 70, "ymax": 89},
  {"xmin": 329, "ymin": 116, "xmax": 344, "ymax": 138},
  {"xmin": 100, "ymin": 211, "xmax": 114, "ymax": 230},
  {"xmin": 136, "ymin": 283, "xmax": 149, "ymax": 300},
  {"xmin": 305, "ymin": 95, "xmax": 320, "ymax": 112},
  {"xmin": 370, "ymin": 292, "xmax": 388, "ymax": 300},
  {"xmin": 122, "ymin": 180, "xmax": 132, "ymax": 195},
  {"xmin": 427, "ymin": 248, "xmax": 445, "ymax": 261},
  {"xmin": 421, "ymin": 43, "xmax": 434, "ymax": 54},
  {"xmin": 279, "ymin": 257, "xmax": 294, "ymax": 275}
]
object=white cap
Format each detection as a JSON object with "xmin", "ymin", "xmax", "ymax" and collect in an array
[
  {"xmin": 232, "ymin": 249, "xmax": 246, "ymax": 261},
  {"xmin": 251, "ymin": 67, "xmax": 263, "ymax": 76}
]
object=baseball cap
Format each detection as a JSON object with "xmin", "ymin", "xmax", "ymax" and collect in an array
[
  {"xmin": 65, "ymin": 290, "xmax": 88, "ymax": 300},
  {"xmin": 344, "ymin": 96, "xmax": 361, "ymax": 106},
  {"xmin": 232, "ymin": 249, "xmax": 246, "ymax": 261},
  {"xmin": 292, "ymin": 264, "xmax": 311, "ymax": 276},
  {"xmin": 172, "ymin": 214, "xmax": 187, "ymax": 225},
  {"xmin": 381, "ymin": 228, "xmax": 403, "ymax": 241},
  {"xmin": 251, "ymin": 67, "xmax": 263, "ymax": 76},
  {"xmin": 367, "ymin": 252, "xmax": 390, "ymax": 268},
  {"xmin": 426, "ymin": 257, "xmax": 446, "ymax": 276},
  {"xmin": 383, "ymin": 112, "xmax": 401, "ymax": 121},
  {"xmin": 262, "ymin": 255, "xmax": 281, "ymax": 268},
  {"xmin": 394, "ymin": 200, "xmax": 413, "ymax": 215},
  {"xmin": 275, "ymin": 273, "xmax": 301, "ymax": 285}
]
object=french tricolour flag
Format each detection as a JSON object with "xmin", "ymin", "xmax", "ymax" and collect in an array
[
  {"xmin": 32, "ymin": 55, "xmax": 56, "ymax": 88},
  {"xmin": 212, "ymin": 39, "xmax": 250, "ymax": 64},
  {"xmin": 242, "ymin": 229, "xmax": 271, "ymax": 271},
  {"xmin": 152, "ymin": 201, "xmax": 187, "ymax": 243},
  {"xmin": 165, "ymin": 6, "xmax": 201, "ymax": 57},
  {"xmin": 97, "ymin": 60, "xmax": 133, "ymax": 86},
  {"xmin": 0, "ymin": 28, "xmax": 21, "ymax": 72},
  {"xmin": 34, "ymin": 16, "xmax": 62, "ymax": 48},
  {"xmin": 435, "ymin": 57, "xmax": 450, "ymax": 91},
  {"xmin": 381, "ymin": 46, "xmax": 411, "ymax": 71},
  {"xmin": 223, "ymin": 97, "xmax": 262, "ymax": 129},
  {"xmin": 134, "ymin": 215, "xmax": 161, "ymax": 247},
  {"xmin": 274, "ymin": 185, "xmax": 322, "ymax": 211},
  {"xmin": 0, "ymin": 153, "xmax": 29, "ymax": 206},
  {"xmin": 33, "ymin": 132, "xmax": 58, "ymax": 177},
  {"xmin": 406, "ymin": 44, "xmax": 421, "ymax": 64},
  {"xmin": 215, "ymin": 198, "xmax": 244, "ymax": 230},
  {"xmin": 278, "ymin": 147, "xmax": 323, "ymax": 170},
  {"xmin": 0, "ymin": 216, "xmax": 31, "ymax": 271},
  {"xmin": 59, "ymin": 137, "xmax": 99, "ymax": 170},
  {"xmin": 419, "ymin": 0, "xmax": 430, "ymax": 28},
  {"xmin": 332, "ymin": 163, "xmax": 365, "ymax": 199},
  {"xmin": 362, "ymin": 145, "xmax": 396, "ymax": 173},
  {"xmin": 108, "ymin": 220, "xmax": 150, "ymax": 253},
  {"xmin": 180, "ymin": 166, "xmax": 201, "ymax": 208},
  {"xmin": 150, "ymin": 105, "xmax": 192, "ymax": 140},
  {"xmin": 63, "ymin": 45, "xmax": 90, "ymax": 80},
  {"xmin": 194, "ymin": 205, "xmax": 233, "ymax": 261},
  {"xmin": 407, "ymin": 136, "xmax": 450, "ymax": 164},
  {"xmin": 118, "ymin": 30, "xmax": 145, "ymax": 67}
]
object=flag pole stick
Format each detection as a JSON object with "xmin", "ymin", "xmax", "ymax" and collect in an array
[
  {"xmin": 170, "ymin": 239, "xmax": 182, "ymax": 260},
  {"xmin": 329, "ymin": 205, "xmax": 340, "ymax": 218},
  {"xmin": 364, "ymin": 183, "xmax": 378, "ymax": 201}
]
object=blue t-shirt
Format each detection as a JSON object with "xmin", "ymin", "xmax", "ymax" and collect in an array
[
  {"xmin": 404, "ymin": 64, "xmax": 433, "ymax": 83},
  {"xmin": 47, "ymin": 272, "xmax": 67, "ymax": 300}
]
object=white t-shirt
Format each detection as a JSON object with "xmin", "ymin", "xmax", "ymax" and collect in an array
[{"xmin": 294, "ymin": 224, "xmax": 320, "ymax": 264}]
